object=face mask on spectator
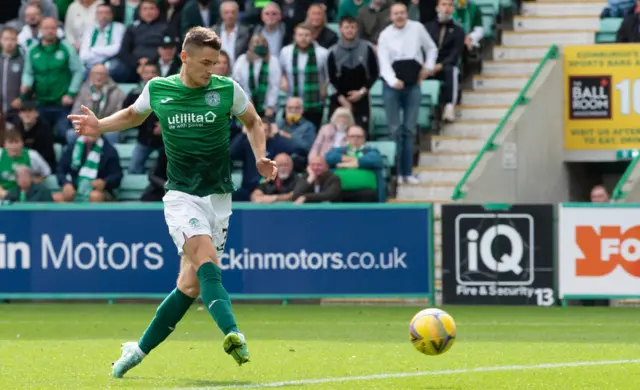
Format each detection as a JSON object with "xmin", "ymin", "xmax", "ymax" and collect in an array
[
  {"xmin": 437, "ymin": 12, "xmax": 452, "ymax": 22},
  {"xmin": 254, "ymin": 45, "xmax": 268, "ymax": 57},
  {"xmin": 286, "ymin": 114, "xmax": 301, "ymax": 124}
]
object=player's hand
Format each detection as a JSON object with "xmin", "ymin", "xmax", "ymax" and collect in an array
[
  {"xmin": 69, "ymin": 105, "xmax": 101, "ymax": 137},
  {"xmin": 256, "ymin": 157, "xmax": 277, "ymax": 181}
]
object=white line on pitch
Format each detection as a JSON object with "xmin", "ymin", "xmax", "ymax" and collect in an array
[{"xmin": 175, "ymin": 359, "xmax": 640, "ymax": 390}]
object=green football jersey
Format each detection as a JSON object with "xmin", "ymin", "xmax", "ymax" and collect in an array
[{"xmin": 133, "ymin": 74, "xmax": 250, "ymax": 197}]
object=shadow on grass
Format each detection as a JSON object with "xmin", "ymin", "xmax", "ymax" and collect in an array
[{"xmin": 125, "ymin": 377, "xmax": 254, "ymax": 388}]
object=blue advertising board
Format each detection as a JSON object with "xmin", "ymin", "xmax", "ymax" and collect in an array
[{"xmin": 0, "ymin": 204, "xmax": 432, "ymax": 299}]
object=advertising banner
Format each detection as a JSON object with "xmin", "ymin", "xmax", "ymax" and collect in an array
[
  {"xmin": 441, "ymin": 204, "xmax": 555, "ymax": 306},
  {"xmin": 564, "ymin": 44, "xmax": 640, "ymax": 151},
  {"xmin": 558, "ymin": 204, "xmax": 640, "ymax": 298},
  {"xmin": 0, "ymin": 205, "xmax": 432, "ymax": 298}
]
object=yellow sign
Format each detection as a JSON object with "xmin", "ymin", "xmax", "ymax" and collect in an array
[{"xmin": 564, "ymin": 44, "xmax": 640, "ymax": 150}]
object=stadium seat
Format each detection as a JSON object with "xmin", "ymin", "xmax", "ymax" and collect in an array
[
  {"xmin": 367, "ymin": 141, "xmax": 396, "ymax": 168},
  {"xmin": 114, "ymin": 143, "xmax": 157, "ymax": 171},
  {"xmin": 43, "ymin": 175, "xmax": 60, "ymax": 192},
  {"xmin": 596, "ymin": 18, "xmax": 622, "ymax": 43},
  {"xmin": 118, "ymin": 174, "xmax": 149, "ymax": 201},
  {"xmin": 232, "ymin": 172, "xmax": 242, "ymax": 188},
  {"xmin": 119, "ymin": 83, "xmax": 138, "ymax": 96},
  {"xmin": 53, "ymin": 143, "xmax": 64, "ymax": 161},
  {"xmin": 327, "ymin": 23, "xmax": 339, "ymax": 34}
]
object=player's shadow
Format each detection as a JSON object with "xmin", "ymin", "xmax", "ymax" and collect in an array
[{"xmin": 179, "ymin": 379, "xmax": 253, "ymax": 388}]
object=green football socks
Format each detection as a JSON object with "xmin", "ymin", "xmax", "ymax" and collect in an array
[
  {"xmin": 196, "ymin": 262, "xmax": 239, "ymax": 335},
  {"xmin": 138, "ymin": 288, "xmax": 195, "ymax": 354}
]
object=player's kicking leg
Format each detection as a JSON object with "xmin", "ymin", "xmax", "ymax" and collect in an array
[{"xmin": 112, "ymin": 258, "xmax": 199, "ymax": 378}]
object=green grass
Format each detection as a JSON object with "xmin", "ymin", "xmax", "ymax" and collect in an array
[{"xmin": 0, "ymin": 304, "xmax": 639, "ymax": 389}]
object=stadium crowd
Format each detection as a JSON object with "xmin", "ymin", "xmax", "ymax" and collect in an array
[{"xmin": 0, "ymin": 0, "xmax": 486, "ymax": 204}]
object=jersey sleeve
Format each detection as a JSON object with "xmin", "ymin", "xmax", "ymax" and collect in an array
[
  {"xmin": 132, "ymin": 80, "xmax": 153, "ymax": 114},
  {"xmin": 230, "ymin": 79, "xmax": 250, "ymax": 117}
]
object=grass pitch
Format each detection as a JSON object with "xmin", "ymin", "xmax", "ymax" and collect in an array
[{"xmin": 0, "ymin": 303, "xmax": 638, "ymax": 389}]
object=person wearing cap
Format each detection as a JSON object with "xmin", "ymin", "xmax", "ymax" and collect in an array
[
  {"xmin": 11, "ymin": 100, "xmax": 57, "ymax": 171},
  {"xmin": 152, "ymin": 34, "xmax": 182, "ymax": 77},
  {"xmin": 79, "ymin": 3, "xmax": 126, "ymax": 70}
]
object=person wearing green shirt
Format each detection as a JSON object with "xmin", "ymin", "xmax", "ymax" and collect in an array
[
  {"xmin": 337, "ymin": 0, "xmax": 370, "ymax": 22},
  {"xmin": 453, "ymin": 0, "xmax": 484, "ymax": 50},
  {"xmin": 0, "ymin": 164, "xmax": 53, "ymax": 203}
]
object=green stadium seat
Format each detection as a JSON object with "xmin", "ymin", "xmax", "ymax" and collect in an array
[
  {"xmin": 475, "ymin": 0, "xmax": 501, "ymax": 15},
  {"xmin": 421, "ymin": 80, "xmax": 440, "ymax": 107},
  {"xmin": 232, "ymin": 172, "xmax": 242, "ymax": 188},
  {"xmin": 119, "ymin": 83, "xmax": 138, "ymax": 96},
  {"xmin": 367, "ymin": 141, "xmax": 396, "ymax": 168},
  {"xmin": 118, "ymin": 174, "xmax": 149, "ymax": 201},
  {"xmin": 499, "ymin": 0, "xmax": 515, "ymax": 10},
  {"xmin": 600, "ymin": 18, "xmax": 623, "ymax": 32},
  {"xmin": 327, "ymin": 23, "xmax": 339, "ymax": 34},
  {"xmin": 481, "ymin": 14, "xmax": 495, "ymax": 39},
  {"xmin": 122, "ymin": 128, "xmax": 138, "ymax": 143},
  {"xmin": 43, "ymin": 175, "xmax": 60, "ymax": 192},
  {"xmin": 114, "ymin": 143, "xmax": 157, "ymax": 171},
  {"xmin": 54, "ymin": 143, "xmax": 64, "ymax": 161}
]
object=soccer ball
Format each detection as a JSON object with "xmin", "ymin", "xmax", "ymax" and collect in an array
[{"xmin": 409, "ymin": 308, "xmax": 456, "ymax": 356}]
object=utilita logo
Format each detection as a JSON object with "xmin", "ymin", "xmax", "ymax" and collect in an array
[{"xmin": 575, "ymin": 225, "xmax": 640, "ymax": 277}]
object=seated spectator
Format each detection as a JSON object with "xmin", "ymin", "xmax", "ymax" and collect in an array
[
  {"xmin": 327, "ymin": 15, "xmax": 378, "ymax": 130},
  {"xmin": 453, "ymin": 0, "xmax": 483, "ymax": 53},
  {"xmin": 1, "ymin": 26, "xmax": 24, "ymax": 123},
  {"xmin": 67, "ymin": 64, "xmax": 126, "ymax": 145},
  {"xmin": 21, "ymin": 17, "xmax": 84, "ymax": 143},
  {"xmin": 601, "ymin": 0, "xmax": 635, "ymax": 18},
  {"xmin": 152, "ymin": 34, "xmax": 181, "ymax": 77},
  {"xmin": 305, "ymin": 3, "xmax": 338, "ymax": 49},
  {"xmin": 213, "ymin": 49, "xmax": 231, "ymax": 76},
  {"xmin": 17, "ymin": 4, "xmax": 65, "ymax": 52},
  {"xmin": 337, "ymin": 0, "xmax": 371, "ymax": 20},
  {"xmin": 124, "ymin": 63, "xmax": 163, "ymax": 173},
  {"xmin": 180, "ymin": 0, "xmax": 219, "ymax": 38},
  {"xmin": 0, "ymin": 164, "xmax": 53, "ymax": 202},
  {"xmin": 325, "ymin": 124, "xmax": 383, "ymax": 202},
  {"xmin": 233, "ymin": 34, "xmax": 281, "ymax": 118},
  {"xmin": 213, "ymin": 0, "xmax": 251, "ymax": 67},
  {"xmin": 55, "ymin": 134, "xmax": 123, "ymax": 202},
  {"xmin": 64, "ymin": 0, "xmax": 102, "ymax": 50},
  {"xmin": 590, "ymin": 185, "xmax": 610, "ymax": 203},
  {"xmin": 292, "ymin": 156, "xmax": 342, "ymax": 203},
  {"xmin": 356, "ymin": 0, "xmax": 391, "ymax": 46},
  {"xmin": 308, "ymin": 107, "xmax": 354, "ymax": 160},
  {"xmin": 252, "ymin": 2, "xmax": 288, "ymax": 56},
  {"xmin": 616, "ymin": 3, "xmax": 640, "ymax": 42},
  {"xmin": 230, "ymin": 115, "xmax": 300, "ymax": 201},
  {"xmin": 79, "ymin": 3, "xmax": 126, "ymax": 70},
  {"xmin": 277, "ymin": 97, "xmax": 317, "ymax": 155},
  {"xmin": 426, "ymin": 0, "xmax": 464, "ymax": 122},
  {"xmin": 110, "ymin": 0, "xmax": 168, "ymax": 83},
  {"xmin": 0, "ymin": 130, "xmax": 51, "ymax": 194},
  {"xmin": 250, "ymin": 152, "xmax": 300, "ymax": 203},
  {"xmin": 140, "ymin": 147, "xmax": 167, "ymax": 201},
  {"xmin": 13, "ymin": 100, "xmax": 57, "ymax": 171}
]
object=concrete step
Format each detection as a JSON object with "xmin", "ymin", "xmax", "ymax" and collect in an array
[
  {"xmin": 456, "ymin": 105, "xmax": 509, "ymax": 121},
  {"xmin": 461, "ymin": 89, "xmax": 520, "ymax": 106},
  {"xmin": 419, "ymin": 151, "xmax": 478, "ymax": 168},
  {"xmin": 442, "ymin": 120, "xmax": 497, "ymax": 137},
  {"xmin": 502, "ymin": 31, "xmax": 594, "ymax": 46},
  {"xmin": 414, "ymin": 167, "xmax": 466, "ymax": 184},
  {"xmin": 431, "ymin": 135, "xmax": 485, "ymax": 152},
  {"xmin": 493, "ymin": 46, "xmax": 549, "ymax": 61},
  {"xmin": 396, "ymin": 182, "xmax": 455, "ymax": 201},
  {"xmin": 472, "ymin": 75, "xmax": 528, "ymax": 90},
  {"xmin": 514, "ymin": 15, "xmax": 599, "ymax": 31},
  {"xmin": 521, "ymin": 1, "xmax": 603, "ymax": 16},
  {"xmin": 483, "ymin": 60, "xmax": 539, "ymax": 76}
]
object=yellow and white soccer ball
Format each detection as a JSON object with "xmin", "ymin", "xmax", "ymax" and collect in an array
[{"xmin": 409, "ymin": 308, "xmax": 456, "ymax": 356}]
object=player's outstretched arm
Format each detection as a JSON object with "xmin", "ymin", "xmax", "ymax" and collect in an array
[
  {"xmin": 69, "ymin": 105, "xmax": 149, "ymax": 137},
  {"xmin": 237, "ymin": 102, "xmax": 277, "ymax": 181}
]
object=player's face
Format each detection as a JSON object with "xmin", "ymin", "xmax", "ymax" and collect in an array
[{"xmin": 183, "ymin": 46, "xmax": 219, "ymax": 87}]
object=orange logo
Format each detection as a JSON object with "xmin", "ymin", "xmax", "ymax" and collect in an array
[{"xmin": 575, "ymin": 225, "xmax": 640, "ymax": 277}]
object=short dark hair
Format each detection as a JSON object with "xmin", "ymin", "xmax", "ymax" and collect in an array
[
  {"xmin": 4, "ymin": 129, "xmax": 22, "ymax": 143},
  {"xmin": 1, "ymin": 26, "xmax": 18, "ymax": 37},
  {"xmin": 139, "ymin": 0, "xmax": 159, "ymax": 8},
  {"xmin": 97, "ymin": 3, "xmax": 113, "ymax": 11},
  {"xmin": 339, "ymin": 16, "xmax": 357, "ymax": 26},
  {"xmin": 295, "ymin": 23, "xmax": 313, "ymax": 33},
  {"xmin": 183, "ymin": 26, "xmax": 222, "ymax": 52},
  {"xmin": 143, "ymin": 62, "xmax": 159, "ymax": 72}
]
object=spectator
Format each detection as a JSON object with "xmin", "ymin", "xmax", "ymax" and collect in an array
[
  {"xmin": 308, "ymin": 106, "xmax": 354, "ymax": 160},
  {"xmin": 14, "ymin": 100, "xmax": 57, "ymax": 171},
  {"xmin": 356, "ymin": 0, "xmax": 391, "ymax": 46},
  {"xmin": 54, "ymin": 0, "xmax": 75, "ymax": 21},
  {"xmin": 105, "ymin": 0, "xmax": 141, "ymax": 26},
  {"xmin": 292, "ymin": 156, "xmax": 341, "ymax": 203},
  {"xmin": 18, "ymin": 0, "xmax": 60, "ymax": 28},
  {"xmin": 152, "ymin": 34, "xmax": 181, "ymax": 77},
  {"xmin": 212, "ymin": 0, "xmax": 251, "ymax": 66},
  {"xmin": 250, "ymin": 152, "xmax": 300, "ymax": 203},
  {"xmin": 328, "ymin": 15, "xmax": 378, "ymax": 130},
  {"xmin": 590, "ymin": 185, "xmax": 610, "ymax": 203},
  {"xmin": 277, "ymin": 97, "xmax": 317, "ymax": 154},
  {"xmin": 409, "ymin": 0, "xmax": 437, "ymax": 24},
  {"xmin": 180, "ymin": 0, "xmax": 219, "ymax": 38},
  {"xmin": 0, "ymin": 27, "xmax": 24, "ymax": 122},
  {"xmin": 140, "ymin": 147, "xmax": 166, "ymax": 201},
  {"xmin": 17, "ymin": 4, "xmax": 64, "ymax": 52},
  {"xmin": 0, "ymin": 130, "xmax": 51, "ymax": 195},
  {"xmin": 280, "ymin": 0, "xmax": 316, "ymax": 39},
  {"xmin": 54, "ymin": 134, "xmax": 123, "ymax": 202},
  {"xmin": 280, "ymin": 23, "xmax": 329, "ymax": 130},
  {"xmin": 325, "ymin": 124, "xmax": 382, "ymax": 202},
  {"xmin": 426, "ymin": 0, "xmax": 464, "ymax": 122},
  {"xmin": 616, "ymin": 2, "xmax": 640, "ymax": 42},
  {"xmin": 377, "ymin": 2, "xmax": 437, "ymax": 184},
  {"xmin": 454, "ymin": 0, "xmax": 483, "ymax": 52},
  {"xmin": 66, "ymin": 63, "xmax": 125, "ymax": 145},
  {"xmin": 337, "ymin": 0, "xmax": 371, "ymax": 20},
  {"xmin": 0, "ymin": 164, "xmax": 53, "ymax": 202},
  {"xmin": 22, "ymin": 17, "xmax": 84, "ymax": 142},
  {"xmin": 124, "ymin": 63, "xmax": 163, "ymax": 173},
  {"xmin": 64, "ymin": 0, "xmax": 102, "ymax": 50},
  {"xmin": 306, "ymin": 3, "xmax": 338, "ymax": 49},
  {"xmin": 232, "ymin": 34, "xmax": 281, "ymax": 118},
  {"xmin": 213, "ymin": 49, "xmax": 231, "ymax": 76},
  {"xmin": 162, "ymin": 0, "xmax": 186, "ymax": 35},
  {"xmin": 252, "ymin": 2, "xmax": 287, "ymax": 55},
  {"xmin": 230, "ymin": 115, "xmax": 299, "ymax": 201},
  {"xmin": 110, "ymin": 0, "xmax": 168, "ymax": 82},
  {"xmin": 79, "ymin": 3, "xmax": 126, "ymax": 70},
  {"xmin": 601, "ymin": 0, "xmax": 635, "ymax": 18}
]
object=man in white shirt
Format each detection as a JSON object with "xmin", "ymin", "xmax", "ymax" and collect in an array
[
  {"xmin": 377, "ymin": 2, "xmax": 437, "ymax": 185},
  {"xmin": 64, "ymin": 0, "xmax": 102, "ymax": 50},
  {"xmin": 17, "ymin": 4, "xmax": 64, "ymax": 52},
  {"xmin": 279, "ymin": 23, "xmax": 329, "ymax": 130},
  {"xmin": 79, "ymin": 3, "xmax": 125, "ymax": 71},
  {"xmin": 212, "ymin": 0, "xmax": 250, "ymax": 67}
]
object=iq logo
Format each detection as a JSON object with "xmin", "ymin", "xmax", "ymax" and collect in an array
[{"xmin": 454, "ymin": 214, "xmax": 535, "ymax": 286}]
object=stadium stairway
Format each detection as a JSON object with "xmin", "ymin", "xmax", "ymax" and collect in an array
[{"xmin": 394, "ymin": 0, "xmax": 604, "ymax": 203}]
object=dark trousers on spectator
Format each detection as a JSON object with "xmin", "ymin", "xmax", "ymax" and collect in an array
[
  {"xmin": 303, "ymin": 107, "xmax": 324, "ymax": 131},
  {"xmin": 109, "ymin": 58, "xmax": 139, "ymax": 83},
  {"xmin": 329, "ymin": 95, "xmax": 370, "ymax": 133},
  {"xmin": 342, "ymin": 189, "xmax": 378, "ymax": 202},
  {"xmin": 382, "ymin": 83, "xmax": 421, "ymax": 177},
  {"xmin": 233, "ymin": 187, "xmax": 252, "ymax": 202},
  {"xmin": 430, "ymin": 65, "xmax": 459, "ymax": 105},
  {"xmin": 38, "ymin": 105, "xmax": 71, "ymax": 143}
]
